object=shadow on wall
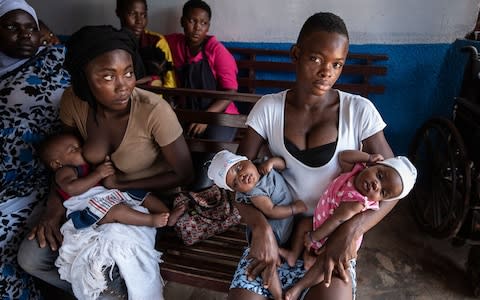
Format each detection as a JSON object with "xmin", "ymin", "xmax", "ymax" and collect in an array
[{"xmin": 225, "ymin": 39, "xmax": 477, "ymax": 155}]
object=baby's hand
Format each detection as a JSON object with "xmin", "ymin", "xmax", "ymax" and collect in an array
[
  {"xmin": 368, "ymin": 153, "xmax": 384, "ymax": 165},
  {"xmin": 102, "ymin": 174, "xmax": 119, "ymax": 189},
  {"xmin": 258, "ymin": 161, "xmax": 274, "ymax": 175},
  {"xmin": 304, "ymin": 232, "xmax": 314, "ymax": 250},
  {"xmin": 303, "ymin": 231, "xmax": 322, "ymax": 251},
  {"xmin": 96, "ymin": 161, "xmax": 115, "ymax": 178},
  {"xmin": 292, "ymin": 200, "xmax": 307, "ymax": 214}
]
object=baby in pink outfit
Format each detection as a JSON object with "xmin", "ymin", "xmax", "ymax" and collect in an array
[{"xmin": 281, "ymin": 150, "xmax": 417, "ymax": 300}]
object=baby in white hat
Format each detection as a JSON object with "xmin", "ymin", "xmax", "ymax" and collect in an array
[
  {"xmin": 282, "ymin": 149, "xmax": 417, "ymax": 300},
  {"xmin": 208, "ymin": 149, "xmax": 307, "ymax": 300}
]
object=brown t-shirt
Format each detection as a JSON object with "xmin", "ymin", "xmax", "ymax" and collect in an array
[{"xmin": 60, "ymin": 87, "xmax": 183, "ymax": 181}]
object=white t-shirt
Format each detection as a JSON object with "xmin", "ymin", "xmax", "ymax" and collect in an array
[{"xmin": 246, "ymin": 90, "xmax": 386, "ymax": 214}]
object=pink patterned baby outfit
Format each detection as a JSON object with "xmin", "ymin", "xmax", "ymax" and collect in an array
[{"xmin": 312, "ymin": 163, "xmax": 379, "ymax": 250}]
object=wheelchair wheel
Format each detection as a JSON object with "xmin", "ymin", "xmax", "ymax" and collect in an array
[{"xmin": 408, "ymin": 117, "xmax": 471, "ymax": 239}]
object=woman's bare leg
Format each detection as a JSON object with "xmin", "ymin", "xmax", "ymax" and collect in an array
[
  {"xmin": 285, "ymin": 259, "xmax": 324, "ymax": 300},
  {"xmin": 227, "ymin": 288, "xmax": 269, "ymax": 300},
  {"xmin": 303, "ymin": 268, "xmax": 353, "ymax": 300}
]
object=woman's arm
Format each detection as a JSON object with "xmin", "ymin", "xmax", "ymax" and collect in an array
[
  {"xmin": 338, "ymin": 150, "xmax": 384, "ymax": 172},
  {"xmin": 187, "ymin": 88, "xmax": 236, "ymax": 137},
  {"xmin": 103, "ymin": 135, "xmax": 194, "ymax": 191},
  {"xmin": 27, "ymin": 183, "xmax": 65, "ymax": 251},
  {"xmin": 321, "ymin": 130, "xmax": 395, "ymax": 286}
]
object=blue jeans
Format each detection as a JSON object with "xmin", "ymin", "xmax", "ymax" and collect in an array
[{"xmin": 17, "ymin": 238, "xmax": 73, "ymax": 294}]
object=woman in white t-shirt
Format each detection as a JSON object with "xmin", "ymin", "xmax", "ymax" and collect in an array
[{"xmin": 229, "ymin": 12, "xmax": 396, "ymax": 300}]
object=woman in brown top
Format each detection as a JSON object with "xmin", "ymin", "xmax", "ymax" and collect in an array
[{"xmin": 19, "ymin": 25, "xmax": 193, "ymax": 299}]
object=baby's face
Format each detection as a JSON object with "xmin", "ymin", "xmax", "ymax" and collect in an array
[
  {"xmin": 52, "ymin": 135, "xmax": 86, "ymax": 168},
  {"xmin": 354, "ymin": 164, "xmax": 402, "ymax": 201},
  {"xmin": 225, "ymin": 160, "xmax": 260, "ymax": 193}
]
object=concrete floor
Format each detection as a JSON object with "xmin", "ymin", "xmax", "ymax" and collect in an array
[{"xmin": 163, "ymin": 200, "xmax": 479, "ymax": 299}]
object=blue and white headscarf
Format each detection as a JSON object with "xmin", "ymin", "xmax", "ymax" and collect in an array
[
  {"xmin": 0, "ymin": 0, "xmax": 38, "ymax": 28},
  {"xmin": 0, "ymin": 0, "xmax": 39, "ymax": 76}
]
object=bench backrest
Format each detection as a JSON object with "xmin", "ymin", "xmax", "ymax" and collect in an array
[
  {"xmin": 227, "ymin": 47, "xmax": 388, "ymax": 97},
  {"xmin": 140, "ymin": 86, "xmax": 261, "ymax": 154}
]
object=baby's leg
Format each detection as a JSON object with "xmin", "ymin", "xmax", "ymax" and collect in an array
[
  {"xmin": 98, "ymin": 203, "xmax": 169, "ymax": 227},
  {"xmin": 303, "ymin": 249, "xmax": 317, "ymax": 270},
  {"xmin": 285, "ymin": 259, "xmax": 324, "ymax": 300},
  {"xmin": 279, "ymin": 217, "xmax": 312, "ymax": 267},
  {"xmin": 268, "ymin": 268, "xmax": 283, "ymax": 300},
  {"xmin": 143, "ymin": 194, "xmax": 187, "ymax": 226}
]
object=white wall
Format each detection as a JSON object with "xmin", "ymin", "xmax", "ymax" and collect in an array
[{"xmin": 29, "ymin": 0, "xmax": 480, "ymax": 44}]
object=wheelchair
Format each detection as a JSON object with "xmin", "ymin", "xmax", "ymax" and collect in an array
[{"xmin": 409, "ymin": 45, "xmax": 480, "ymax": 296}]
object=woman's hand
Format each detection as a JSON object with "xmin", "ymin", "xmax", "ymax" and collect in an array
[
  {"xmin": 187, "ymin": 123, "xmax": 208, "ymax": 137},
  {"xmin": 246, "ymin": 224, "xmax": 280, "ymax": 289},
  {"xmin": 367, "ymin": 153, "xmax": 384, "ymax": 165},
  {"xmin": 320, "ymin": 222, "xmax": 359, "ymax": 287},
  {"xmin": 27, "ymin": 189, "xmax": 65, "ymax": 251}
]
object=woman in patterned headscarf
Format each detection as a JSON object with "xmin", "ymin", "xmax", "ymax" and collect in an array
[{"xmin": 0, "ymin": 0, "xmax": 70, "ymax": 298}]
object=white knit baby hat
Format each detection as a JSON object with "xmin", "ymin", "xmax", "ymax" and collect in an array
[
  {"xmin": 377, "ymin": 156, "xmax": 417, "ymax": 201},
  {"xmin": 207, "ymin": 150, "xmax": 248, "ymax": 191}
]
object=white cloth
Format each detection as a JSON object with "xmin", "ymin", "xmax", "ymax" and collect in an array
[
  {"xmin": 62, "ymin": 186, "xmax": 142, "ymax": 217},
  {"xmin": 55, "ymin": 205, "xmax": 164, "ymax": 300},
  {"xmin": 246, "ymin": 89, "xmax": 387, "ymax": 214}
]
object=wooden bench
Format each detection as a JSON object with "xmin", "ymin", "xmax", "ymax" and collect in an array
[
  {"xmin": 227, "ymin": 47, "xmax": 388, "ymax": 96},
  {"xmin": 139, "ymin": 48, "xmax": 388, "ymax": 293}
]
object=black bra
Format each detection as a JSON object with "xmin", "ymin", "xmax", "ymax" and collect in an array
[{"xmin": 284, "ymin": 138, "xmax": 337, "ymax": 167}]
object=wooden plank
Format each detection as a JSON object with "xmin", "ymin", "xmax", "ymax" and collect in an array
[
  {"xmin": 139, "ymin": 85, "xmax": 262, "ymax": 103},
  {"xmin": 236, "ymin": 61, "xmax": 387, "ymax": 76},
  {"xmin": 175, "ymin": 109, "xmax": 248, "ymax": 128},
  {"xmin": 157, "ymin": 225, "xmax": 247, "ymax": 292},
  {"xmin": 228, "ymin": 47, "xmax": 389, "ymax": 62},
  {"xmin": 186, "ymin": 139, "xmax": 239, "ymax": 153},
  {"xmin": 236, "ymin": 79, "xmax": 385, "ymax": 95}
]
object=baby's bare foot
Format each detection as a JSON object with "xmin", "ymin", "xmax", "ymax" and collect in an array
[
  {"xmin": 279, "ymin": 247, "xmax": 297, "ymax": 267},
  {"xmin": 285, "ymin": 285, "xmax": 302, "ymax": 300},
  {"xmin": 152, "ymin": 212, "xmax": 170, "ymax": 227},
  {"xmin": 167, "ymin": 202, "xmax": 187, "ymax": 226},
  {"xmin": 293, "ymin": 200, "xmax": 307, "ymax": 214}
]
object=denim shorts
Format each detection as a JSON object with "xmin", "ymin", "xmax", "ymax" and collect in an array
[{"xmin": 230, "ymin": 247, "xmax": 357, "ymax": 299}]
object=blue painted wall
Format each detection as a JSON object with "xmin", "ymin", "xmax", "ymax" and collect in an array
[{"xmin": 225, "ymin": 39, "xmax": 480, "ymax": 155}]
